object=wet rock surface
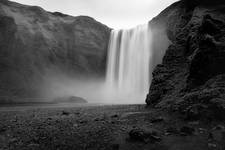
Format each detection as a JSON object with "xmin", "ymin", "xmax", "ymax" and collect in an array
[{"xmin": 146, "ymin": 0, "xmax": 225, "ymax": 121}]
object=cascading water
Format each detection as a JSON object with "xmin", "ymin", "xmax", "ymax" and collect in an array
[{"xmin": 105, "ymin": 24, "xmax": 152, "ymax": 103}]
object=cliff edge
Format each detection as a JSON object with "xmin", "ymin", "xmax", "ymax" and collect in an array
[
  {"xmin": 146, "ymin": 0, "xmax": 225, "ymax": 120},
  {"xmin": 0, "ymin": 0, "xmax": 111, "ymax": 99}
]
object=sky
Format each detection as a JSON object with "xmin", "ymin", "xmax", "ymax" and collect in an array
[{"xmin": 12, "ymin": 0, "xmax": 178, "ymax": 29}]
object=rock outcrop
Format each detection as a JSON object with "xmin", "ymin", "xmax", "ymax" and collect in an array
[
  {"xmin": 53, "ymin": 96, "xmax": 88, "ymax": 104},
  {"xmin": 0, "ymin": 0, "xmax": 111, "ymax": 99},
  {"xmin": 146, "ymin": 0, "xmax": 225, "ymax": 120}
]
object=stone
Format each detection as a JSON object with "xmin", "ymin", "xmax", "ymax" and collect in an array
[
  {"xmin": 150, "ymin": 116, "xmax": 164, "ymax": 123},
  {"xmin": 79, "ymin": 120, "xmax": 88, "ymax": 124},
  {"xmin": 198, "ymin": 128, "xmax": 207, "ymax": 134},
  {"xmin": 188, "ymin": 121, "xmax": 199, "ymax": 125},
  {"xmin": 61, "ymin": 111, "xmax": 70, "ymax": 116},
  {"xmin": 208, "ymin": 143, "xmax": 217, "ymax": 148},
  {"xmin": 0, "ymin": 126, "xmax": 6, "ymax": 133},
  {"xmin": 180, "ymin": 126, "xmax": 195, "ymax": 136},
  {"xmin": 94, "ymin": 118, "xmax": 100, "ymax": 121},
  {"xmin": 129, "ymin": 127, "xmax": 161, "ymax": 143},
  {"xmin": 212, "ymin": 125, "xmax": 225, "ymax": 131},
  {"xmin": 165, "ymin": 127, "xmax": 179, "ymax": 135},
  {"xmin": 53, "ymin": 96, "xmax": 88, "ymax": 104},
  {"xmin": 111, "ymin": 114, "xmax": 119, "ymax": 118}
]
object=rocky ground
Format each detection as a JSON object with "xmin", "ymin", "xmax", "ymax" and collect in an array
[{"xmin": 0, "ymin": 104, "xmax": 224, "ymax": 150}]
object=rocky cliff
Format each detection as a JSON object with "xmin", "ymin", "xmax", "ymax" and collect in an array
[
  {"xmin": 146, "ymin": 0, "xmax": 225, "ymax": 120},
  {"xmin": 0, "ymin": 0, "xmax": 111, "ymax": 99}
]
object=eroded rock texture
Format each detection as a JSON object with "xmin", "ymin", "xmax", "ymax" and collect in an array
[
  {"xmin": 146, "ymin": 0, "xmax": 225, "ymax": 120},
  {"xmin": 0, "ymin": 0, "xmax": 111, "ymax": 98}
]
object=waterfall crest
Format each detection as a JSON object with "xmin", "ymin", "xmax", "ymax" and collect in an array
[{"xmin": 105, "ymin": 24, "xmax": 152, "ymax": 103}]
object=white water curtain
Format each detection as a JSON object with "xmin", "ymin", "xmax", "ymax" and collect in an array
[{"xmin": 105, "ymin": 24, "xmax": 152, "ymax": 103}]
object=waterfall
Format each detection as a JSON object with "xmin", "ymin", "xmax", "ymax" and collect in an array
[{"xmin": 105, "ymin": 24, "xmax": 152, "ymax": 103}]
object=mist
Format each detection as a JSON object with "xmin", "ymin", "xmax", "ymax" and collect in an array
[
  {"xmin": 41, "ymin": 72, "xmax": 146, "ymax": 104},
  {"xmin": 40, "ymin": 72, "xmax": 104, "ymax": 103},
  {"xmin": 38, "ymin": 24, "xmax": 171, "ymax": 105}
]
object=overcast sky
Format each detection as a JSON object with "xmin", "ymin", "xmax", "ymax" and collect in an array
[{"xmin": 12, "ymin": 0, "xmax": 178, "ymax": 29}]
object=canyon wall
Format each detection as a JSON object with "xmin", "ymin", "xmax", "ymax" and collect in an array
[
  {"xmin": 146, "ymin": 0, "xmax": 225, "ymax": 119},
  {"xmin": 0, "ymin": 0, "xmax": 111, "ymax": 100}
]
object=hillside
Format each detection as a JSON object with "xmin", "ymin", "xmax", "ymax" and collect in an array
[{"xmin": 0, "ymin": 0, "xmax": 111, "ymax": 99}]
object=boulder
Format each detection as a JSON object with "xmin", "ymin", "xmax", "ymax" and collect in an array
[
  {"xmin": 129, "ymin": 127, "xmax": 161, "ymax": 143},
  {"xmin": 53, "ymin": 96, "xmax": 88, "ymax": 103},
  {"xmin": 180, "ymin": 126, "xmax": 195, "ymax": 136}
]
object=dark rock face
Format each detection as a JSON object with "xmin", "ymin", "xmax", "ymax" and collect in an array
[
  {"xmin": 0, "ymin": 1, "xmax": 111, "ymax": 98},
  {"xmin": 146, "ymin": 0, "xmax": 225, "ymax": 120}
]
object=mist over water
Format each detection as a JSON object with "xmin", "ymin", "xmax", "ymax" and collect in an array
[
  {"xmin": 104, "ymin": 24, "xmax": 152, "ymax": 103},
  {"xmin": 42, "ymin": 24, "xmax": 170, "ymax": 104}
]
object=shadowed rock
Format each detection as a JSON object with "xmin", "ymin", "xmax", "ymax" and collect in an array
[{"xmin": 146, "ymin": 0, "xmax": 225, "ymax": 121}]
